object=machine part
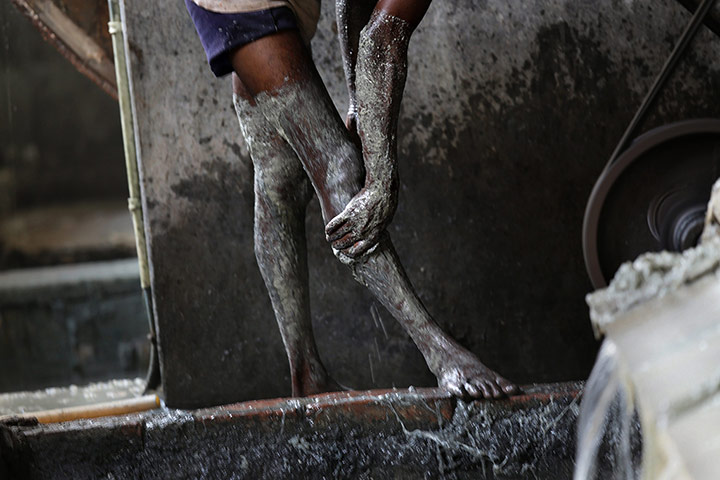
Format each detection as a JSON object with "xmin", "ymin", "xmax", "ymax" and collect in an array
[
  {"xmin": 583, "ymin": 119, "xmax": 720, "ymax": 288},
  {"xmin": 9, "ymin": 0, "xmax": 117, "ymax": 98},
  {"xmin": 108, "ymin": 0, "xmax": 161, "ymax": 392},
  {"xmin": 676, "ymin": 0, "xmax": 720, "ymax": 38},
  {"xmin": 606, "ymin": 0, "xmax": 717, "ymax": 168}
]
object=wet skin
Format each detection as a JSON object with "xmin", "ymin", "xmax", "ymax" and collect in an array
[{"xmin": 228, "ymin": 2, "xmax": 518, "ymax": 399}]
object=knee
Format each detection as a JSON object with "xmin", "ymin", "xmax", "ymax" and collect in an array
[{"xmin": 254, "ymin": 156, "xmax": 312, "ymax": 211}]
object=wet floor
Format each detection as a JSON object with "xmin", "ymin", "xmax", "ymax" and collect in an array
[{"xmin": 0, "ymin": 377, "xmax": 144, "ymax": 416}]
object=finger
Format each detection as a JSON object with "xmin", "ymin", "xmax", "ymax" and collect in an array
[
  {"xmin": 327, "ymin": 223, "xmax": 351, "ymax": 243},
  {"xmin": 346, "ymin": 239, "xmax": 376, "ymax": 258},
  {"xmin": 332, "ymin": 232, "xmax": 360, "ymax": 251},
  {"xmin": 325, "ymin": 214, "xmax": 348, "ymax": 236},
  {"xmin": 327, "ymin": 221, "xmax": 353, "ymax": 243}
]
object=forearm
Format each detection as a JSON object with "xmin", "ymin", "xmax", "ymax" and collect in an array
[
  {"xmin": 336, "ymin": 0, "xmax": 376, "ymax": 116},
  {"xmin": 355, "ymin": 10, "xmax": 412, "ymax": 190},
  {"xmin": 325, "ymin": 1, "xmax": 432, "ymax": 259}
]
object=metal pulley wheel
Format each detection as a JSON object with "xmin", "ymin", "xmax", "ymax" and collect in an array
[{"xmin": 583, "ymin": 119, "xmax": 720, "ymax": 288}]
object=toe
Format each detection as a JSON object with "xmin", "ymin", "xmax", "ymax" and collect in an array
[
  {"xmin": 464, "ymin": 382, "xmax": 481, "ymax": 398},
  {"xmin": 497, "ymin": 377, "xmax": 520, "ymax": 395},
  {"xmin": 476, "ymin": 381, "xmax": 492, "ymax": 398},
  {"xmin": 487, "ymin": 381, "xmax": 504, "ymax": 399},
  {"xmin": 444, "ymin": 382, "xmax": 464, "ymax": 397}
]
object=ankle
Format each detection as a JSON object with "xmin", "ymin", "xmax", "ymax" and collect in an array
[{"xmin": 290, "ymin": 355, "xmax": 329, "ymax": 392}]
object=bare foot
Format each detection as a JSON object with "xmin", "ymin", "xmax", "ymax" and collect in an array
[{"xmin": 431, "ymin": 344, "xmax": 519, "ymax": 399}]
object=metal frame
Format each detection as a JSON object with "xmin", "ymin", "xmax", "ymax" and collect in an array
[
  {"xmin": 9, "ymin": 0, "xmax": 117, "ymax": 98},
  {"xmin": 583, "ymin": 119, "xmax": 720, "ymax": 288},
  {"xmin": 583, "ymin": 0, "xmax": 720, "ymax": 287}
]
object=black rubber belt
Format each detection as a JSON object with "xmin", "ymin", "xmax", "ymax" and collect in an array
[{"xmin": 606, "ymin": 0, "xmax": 718, "ymax": 168}]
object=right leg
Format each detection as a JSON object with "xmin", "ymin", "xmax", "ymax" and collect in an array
[
  {"xmin": 233, "ymin": 75, "xmax": 339, "ymax": 397},
  {"xmin": 232, "ymin": 31, "xmax": 518, "ymax": 398}
]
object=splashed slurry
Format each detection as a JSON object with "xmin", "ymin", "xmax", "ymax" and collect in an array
[
  {"xmin": 579, "ymin": 180, "xmax": 720, "ymax": 479},
  {"xmin": 3, "ymin": 384, "xmax": 622, "ymax": 479},
  {"xmin": 0, "ymin": 379, "xmax": 145, "ymax": 416},
  {"xmin": 586, "ymin": 236, "xmax": 720, "ymax": 336}
]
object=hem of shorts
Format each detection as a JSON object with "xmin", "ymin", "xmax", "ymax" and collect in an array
[{"xmin": 208, "ymin": 25, "xmax": 299, "ymax": 77}]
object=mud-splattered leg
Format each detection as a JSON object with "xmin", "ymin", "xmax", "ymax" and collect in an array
[
  {"xmin": 232, "ymin": 74, "xmax": 340, "ymax": 397},
  {"xmin": 231, "ymin": 32, "xmax": 518, "ymax": 399}
]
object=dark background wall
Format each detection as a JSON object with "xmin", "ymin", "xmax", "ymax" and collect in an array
[
  {"xmin": 0, "ymin": 1, "xmax": 125, "ymax": 211},
  {"xmin": 122, "ymin": 0, "xmax": 720, "ymax": 407},
  {"xmin": 0, "ymin": 3, "xmax": 143, "ymax": 393}
]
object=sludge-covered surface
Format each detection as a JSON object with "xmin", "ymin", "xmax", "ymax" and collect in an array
[
  {"xmin": 0, "ymin": 382, "xmax": 640, "ymax": 479},
  {"xmin": 0, "ymin": 378, "xmax": 146, "ymax": 416}
]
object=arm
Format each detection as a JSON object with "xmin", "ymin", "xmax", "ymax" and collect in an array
[
  {"xmin": 327, "ymin": 0, "xmax": 432, "ymax": 259},
  {"xmin": 335, "ymin": 0, "xmax": 376, "ymax": 148}
]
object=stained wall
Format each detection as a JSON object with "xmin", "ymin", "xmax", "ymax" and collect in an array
[{"xmin": 122, "ymin": 0, "xmax": 720, "ymax": 407}]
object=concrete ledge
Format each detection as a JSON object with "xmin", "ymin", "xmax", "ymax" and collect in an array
[
  {"xmin": 0, "ymin": 259, "xmax": 140, "ymax": 305},
  {"xmin": 1, "ymin": 383, "xmax": 594, "ymax": 479},
  {"xmin": 0, "ymin": 202, "xmax": 136, "ymax": 270}
]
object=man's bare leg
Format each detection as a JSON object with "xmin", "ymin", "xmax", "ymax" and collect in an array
[
  {"xmin": 231, "ymin": 31, "xmax": 518, "ymax": 398},
  {"xmin": 232, "ymin": 75, "xmax": 340, "ymax": 397}
]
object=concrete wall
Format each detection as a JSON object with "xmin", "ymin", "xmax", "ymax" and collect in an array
[
  {"xmin": 0, "ymin": 260, "xmax": 148, "ymax": 392},
  {"xmin": 123, "ymin": 0, "xmax": 720, "ymax": 407}
]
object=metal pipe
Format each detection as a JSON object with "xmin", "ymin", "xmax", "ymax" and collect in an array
[{"xmin": 107, "ymin": 0, "xmax": 161, "ymax": 392}]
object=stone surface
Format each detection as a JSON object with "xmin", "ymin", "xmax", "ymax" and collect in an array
[
  {"xmin": 0, "ymin": 260, "xmax": 148, "ymax": 392},
  {"xmin": 0, "ymin": 382, "xmax": 620, "ymax": 479},
  {"xmin": 122, "ymin": 0, "xmax": 720, "ymax": 407}
]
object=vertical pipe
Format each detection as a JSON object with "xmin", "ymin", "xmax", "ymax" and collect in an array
[{"xmin": 107, "ymin": 0, "xmax": 161, "ymax": 392}]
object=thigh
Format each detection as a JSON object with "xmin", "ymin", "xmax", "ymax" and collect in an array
[{"xmin": 232, "ymin": 74, "xmax": 313, "ymax": 206}]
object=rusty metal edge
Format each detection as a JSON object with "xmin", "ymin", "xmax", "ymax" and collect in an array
[{"xmin": 8, "ymin": 0, "xmax": 118, "ymax": 99}]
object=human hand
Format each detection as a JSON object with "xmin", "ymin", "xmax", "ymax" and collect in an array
[{"xmin": 325, "ymin": 181, "xmax": 398, "ymax": 260}]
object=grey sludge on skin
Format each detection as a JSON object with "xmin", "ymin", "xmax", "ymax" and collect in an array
[
  {"xmin": 232, "ymin": 94, "xmax": 328, "ymax": 392},
  {"xmin": 356, "ymin": 11, "xmax": 410, "ymax": 178},
  {"xmin": 319, "ymin": 11, "xmax": 412, "ymax": 262},
  {"xmin": 230, "ymin": 46, "xmax": 517, "ymax": 397}
]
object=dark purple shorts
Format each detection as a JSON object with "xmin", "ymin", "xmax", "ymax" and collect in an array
[{"xmin": 184, "ymin": 1, "xmax": 299, "ymax": 77}]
